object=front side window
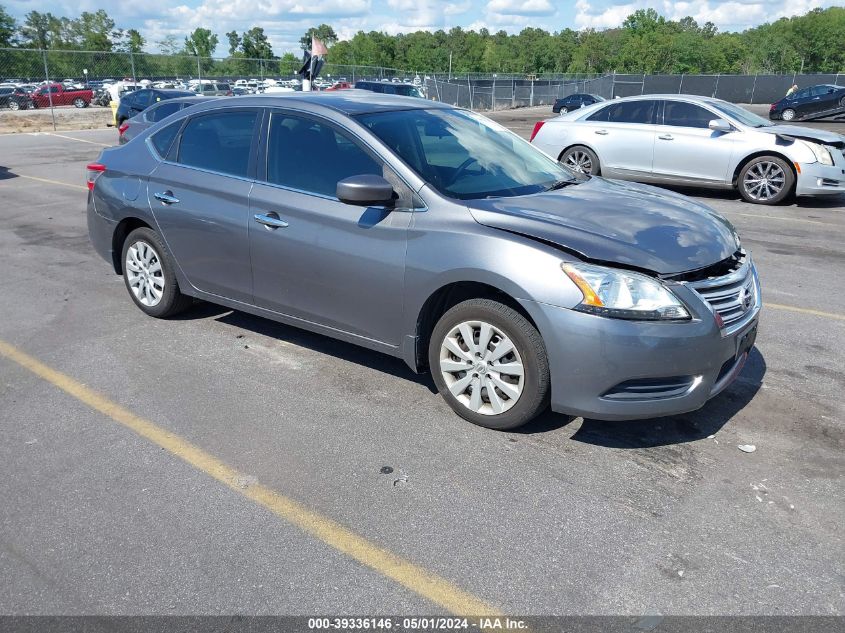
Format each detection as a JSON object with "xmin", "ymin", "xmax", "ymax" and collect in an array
[
  {"xmin": 177, "ymin": 110, "xmax": 257, "ymax": 178},
  {"xmin": 266, "ymin": 113, "xmax": 382, "ymax": 197},
  {"xmin": 358, "ymin": 108, "xmax": 575, "ymax": 200},
  {"xmin": 663, "ymin": 101, "xmax": 715, "ymax": 129}
]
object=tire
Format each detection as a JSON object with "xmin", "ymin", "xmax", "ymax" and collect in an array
[
  {"xmin": 560, "ymin": 145, "xmax": 600, "ymax": 175},
  {"xmin": 73, "ymin": 97, "xmax": 86, "ymax": 108},
  {"xmin": 428, "ymin": 299, "xmax": 550, "ymax": 430},
  {"xmin": 737, "ymin": 155, "xmax": 794, "ymax": 205},
  {"xmin": 781, "ymin": 108, "xmax": 796, "ymax": 121},
  {"xmin": 840, "ymin": 96, "xmax": 845, "ymax": 108},
  {"xmin": 8, "ymin": 100, "xmax": 19, "ymax": 111},
  {"xmin": 560, "ymin": 107, "xmax": 568, "ymax": 114},
  {"xmin": 121, "ymin": 227, "xmax": 193, "ymax": 318}
]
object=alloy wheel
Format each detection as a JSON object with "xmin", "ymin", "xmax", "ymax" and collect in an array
[
  {"xmin": 8, "ymin": 101, "xmax": 19, "ymax": 111},
  {"xmin": 564, "ymin": 150, "xmax": 593, "ymax": 173},
  {"xmin": 125, "ymin": 240, "xmax": 165, "ymax": 307},
  {"xmin": 743, "ymin": 161, "xmax": 785, "ymax": 202},
  {"xmin": 439, "ymin": 320, "xmax": 525, "ymax": 416},
  {"xmin": 782, "ymin": 109, "xmax": 795, "ymax": 121}
]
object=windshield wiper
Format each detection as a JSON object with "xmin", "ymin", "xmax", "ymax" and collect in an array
[{"xmin": 543, "ymin": 179, "xmax": 574, "ymax": 192}]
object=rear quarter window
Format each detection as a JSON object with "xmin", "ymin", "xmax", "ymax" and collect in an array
[{"xmin": 150, "ymin": 121, "xmax": 182, "ymax": 158}]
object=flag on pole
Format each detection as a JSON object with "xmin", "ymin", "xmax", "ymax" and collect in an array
[{"xmin": 311, "ymin": 36, "xmax": 328, "ymax": 56}]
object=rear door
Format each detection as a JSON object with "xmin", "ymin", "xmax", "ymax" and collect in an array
[
  {"xmin": 810, "ymin": 85, "xmax": 838, "ymax": 113},
  {"xmin": 147, "ymin": 108, "xmax": 261, "ymax": 303},
  {"xmin": 581, "ymin": 99, "xmax": 658, "ymax": 177},
  {"xmin": 651, "ymin": 100, "xmax": 737, "ymax": 185}
]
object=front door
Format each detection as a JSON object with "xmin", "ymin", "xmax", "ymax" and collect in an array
[
  {"xmin": 249, "ymin": 111, "xmax": 412, "ymax": 345},
  {"xmin": 147, "ymin": 108, "xmax": 260, "ymax": 302},
  {"xmin": 651, "ymin": 100, "xmax": 737, "ymax": 185}
]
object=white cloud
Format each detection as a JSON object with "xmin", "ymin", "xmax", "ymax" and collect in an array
[{"xmin": 487, "ymin": 0, "xmax": 555, "ymax": 16}]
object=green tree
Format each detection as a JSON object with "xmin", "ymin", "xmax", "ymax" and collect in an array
[
  {"xmin": 122, "ymin": 28, "xmax": 145, "ymax": 54},
  {"xmin": 71, "ymin": 10, "xmax": 117, "ymax": 51},
  {"xmin": 300, "ymin": 24, "xmax": 337, "ymax": 51},
  {"xmin": 184, "ymin": 27, "xmax": 218, "ymax": 58},
  {"xmin": 242, "ymin": 27, "xmax": 273, "ymax": 59},
  {"xmin": 226, "ymin": 30, "xmax": 241, "ymax": 56},
  {"xmin": 20, "ymin": 11, "xmax": 56, "ymax": 49},
  {"xmin": 0, "ymin": 4, "xmax": 15, "ymax": 47}
]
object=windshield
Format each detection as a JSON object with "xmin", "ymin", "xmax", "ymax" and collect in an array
[
  {"xmin": 357, "ymin": 108, "xmax": 575, "ymax": 200},
  {"xmin": 711, "ymin": 101, "xmax": 773, "ymax": 128}
]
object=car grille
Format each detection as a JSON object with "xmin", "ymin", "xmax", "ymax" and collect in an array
[{"xmin": 684, "ymin": 250, "xmax": 758, "ymax": 332}]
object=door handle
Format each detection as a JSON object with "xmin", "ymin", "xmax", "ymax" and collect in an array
[
  {"xmin": 253, "ymin": 213, "xmax": 289, "ymax": 229},
  {"xmin": 658, "ymin": 134, "xmax": 674, "ymax": 140},
  {"xmin": 594, "ymin": 129, "xmax": 609, "ymax": 135},
  {"xmin": 154, "ymin": 191, "xmax": 179, "ymax": 204}
]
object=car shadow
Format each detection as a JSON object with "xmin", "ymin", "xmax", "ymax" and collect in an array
[
  {"xmin": 204, "ymin": 307, "xmax": 439, "ymax": 393},
  {"xmin": 174, "ymin": 303, "xmax": 765, "ymax": 440},
  {"xmin": 657, "ymin": 184, "xmax": 845, "ymax": 209}
]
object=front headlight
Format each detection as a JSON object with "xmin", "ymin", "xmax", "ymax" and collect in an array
[
  {"xmin": 562, "ymin": 262, "xmax": 690, "ymax": 321},
  {"xmin": 800, "ymin": 140, "xmax": 834, "ymax": 166}
]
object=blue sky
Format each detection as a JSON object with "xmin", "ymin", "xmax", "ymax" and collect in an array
[{"xmin": 5, "ymin": 0, "xmax": 838, "ymax": 55}]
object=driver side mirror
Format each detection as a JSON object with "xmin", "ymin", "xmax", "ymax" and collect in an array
[
  {"xmin": 337, "ymin": 174, "xmax": 395, "ymax": 206},
  {"xmin": 708, "ymin": 119, "xmax": 732, "ymax": 133}
]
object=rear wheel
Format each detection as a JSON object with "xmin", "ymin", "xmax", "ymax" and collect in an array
[
  {"xmin": 737, "ymin": 156, "xmax": 794, "ymax": 205},
  {"xmin": 560, "ymin": 145, "xmax": 600, "ymax": 175},
  {"xmin": 429, "ymin": 299, "xmax": 550, "ymax": 430},
  {"xmin": 560, "ymin": 106, "xmax": 568, "ymax": 114},
  {"xmin": 8, "ymin": 100, "xmax": 19, "ymax": 111},
  {"xmin": 121, "ymin": 227, "xmax": 193, "ymax": 318},
  {"xmin": 781, "ymin": 108, "xmax": 796, "ymax": 121},
  {"xmin": 73, "ymin": 97, "xmax": 86, "ymax": 108}
]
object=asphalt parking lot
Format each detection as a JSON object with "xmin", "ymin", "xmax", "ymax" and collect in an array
[{"xmin": 0, "ymin": 108, "xmax": 843, "ymax": 617}]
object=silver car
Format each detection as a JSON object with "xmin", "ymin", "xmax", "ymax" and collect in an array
[
  {"xmin": 531, "ymin": 94, "xmax": 845, "ymax": 205},
  {"xmin": 87, "ymin": 93, "xmax": 760, "ymax": 430}
]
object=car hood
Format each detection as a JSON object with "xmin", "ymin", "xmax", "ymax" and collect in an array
[
  {"xmin": 467, "ymin": 177, "xmax": 740, "ymax": 275},
  {"xmin": 759, "ymin": 124, "xmax": 845, "ymax": 146}
]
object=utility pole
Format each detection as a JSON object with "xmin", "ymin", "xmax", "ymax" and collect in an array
[
  {"xmin": 448, "ymin": 52, "xmax": 452, "ymax": 81},
  {"xmin": 41, "ymin": 49, "xmax": 56, "ymax": 131}
]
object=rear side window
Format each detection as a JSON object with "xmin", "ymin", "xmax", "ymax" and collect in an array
[
  {"xmin": 147, "ymin": 101, "xmax": 181, "ymax": 122},
  {"xmin": 150, "ymin": 121, "xmax": 181, "ymax": 158},
  {"xmin": 177, "ymin": 111, "xmax": 258, "ymax": 178},
  {"xmin": 266, "ymin": 113, "xmax": 382, "ymax": 197},
  {"xmin": 663, "ymin": 101, "xmax": 715, "ymax": 129},
  {"xmin": 588, "ymin": 100, "xmax": 655, "ymax": 124}
]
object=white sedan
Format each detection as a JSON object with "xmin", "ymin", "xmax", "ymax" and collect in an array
[{"xmin": 530, "ymin": 94, "xmax": 845, "ymax": 205}]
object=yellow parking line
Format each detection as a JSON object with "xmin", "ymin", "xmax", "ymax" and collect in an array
[
  {"xmin": 0, "ymin": 338, "xmax": 499, "ymax": 617},
  {"xmin": 44, "ymin": 131, "xmax": 110, "ymax": 147},
  {"xmin": 12, "ymin": 174, "xmax": 86, "ymax": 191},
  {"xmin": 764, "ymin": 302, "xmax": 845, "ymax": 321}
]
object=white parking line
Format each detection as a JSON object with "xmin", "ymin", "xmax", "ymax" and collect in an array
[{"xmin": 41, "ymin": 132, "xmax": 111, "ymax": 147}]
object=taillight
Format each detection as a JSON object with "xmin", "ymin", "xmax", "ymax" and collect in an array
[
  {"xmin": 529, "ymin": 121, "xmax": 545, "ymax": 142},
  {"xmin": 226, "ymin": 90, "xmax": 233, "ymax": 96},
  {"xmin": 86, "ymin": 163, "xmax": 106, "ymax": 191},
  {"xmin": 769, "ymin": 104, "xmax": 776, "ymax": 111},
  {"xmin": 118, "ymin": 122, "xmax": 129, "ymax": 136}
]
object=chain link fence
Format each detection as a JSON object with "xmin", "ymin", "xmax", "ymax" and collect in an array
[{"xmin": 1, "ymin": 47, "xmax": 843, "ymax": 120}]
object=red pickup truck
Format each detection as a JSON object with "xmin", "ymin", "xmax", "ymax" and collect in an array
[{"xmin": 31, "ymin": 83, "xmax": 93, "ymax": 108}]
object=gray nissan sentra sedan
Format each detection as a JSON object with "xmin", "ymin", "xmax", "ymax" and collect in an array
[{"xmin": 86, "ymin": 92, "xmax": 761, "ymax": 430}]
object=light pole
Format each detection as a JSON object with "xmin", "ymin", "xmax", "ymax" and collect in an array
[
  {"xmin": 448, "ymin": 51, "xmax": 452, "ymax": 80},
  {"xmin": 83, "ymin": 68, "xmax": 88, "ymax": 87}
]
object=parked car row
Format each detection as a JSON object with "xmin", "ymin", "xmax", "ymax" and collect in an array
[
  {"xmin": 88, "ymin": 91, "xmax": 763, "ymax": 430},
  {"xmin": 535, "ymin": 94, "xmax": 845, "ymax": 205}
]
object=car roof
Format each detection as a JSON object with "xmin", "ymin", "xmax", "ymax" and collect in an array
[
  {"xmin": 149, "ymin": 95, "xmax": 216, "ymax": 107},
  {"xmin": 182, "ymin": 90, "xmax": 450, "ymax": 116},
  {"xmin": 598, "ymin": 94, "xmax": 730, "ymax": 106},
  {"xmin": 153, "ymin": 89, "xmax": 196, "ymax": 95}
]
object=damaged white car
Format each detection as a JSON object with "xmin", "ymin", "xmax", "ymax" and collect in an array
[{"xmin": 530, "ymin": 94, "xmax": 845, "ymax": 205}]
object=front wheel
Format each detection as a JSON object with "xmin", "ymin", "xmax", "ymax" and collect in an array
[
  {"xmin": 781, "ymin": 108, "xmax": 796, "ymax": 121},
  {"xmin": 121, "ymin": 227, "xmax": 193, "ymax": 318},
  {"xmin": 560, "ymin": 145, "xmax": 600, "ymax": 175},
  {"xmin": 737, "ymin": 156, "xmax": 794, "ymax": 205},
  {"xmin": 8, "ymin": 100, "xmax": 19, "ymax": 111},
  {"xmin": 429, "ymin": 299, "xmax": 550, "ymax": 430},
  {"xmin": 73, "ymin": 97, "xmax": 87, "ymax": 108},
  {"xmin": 560, "ymin": 106, "xmax": 568, "ymax": 114}
]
